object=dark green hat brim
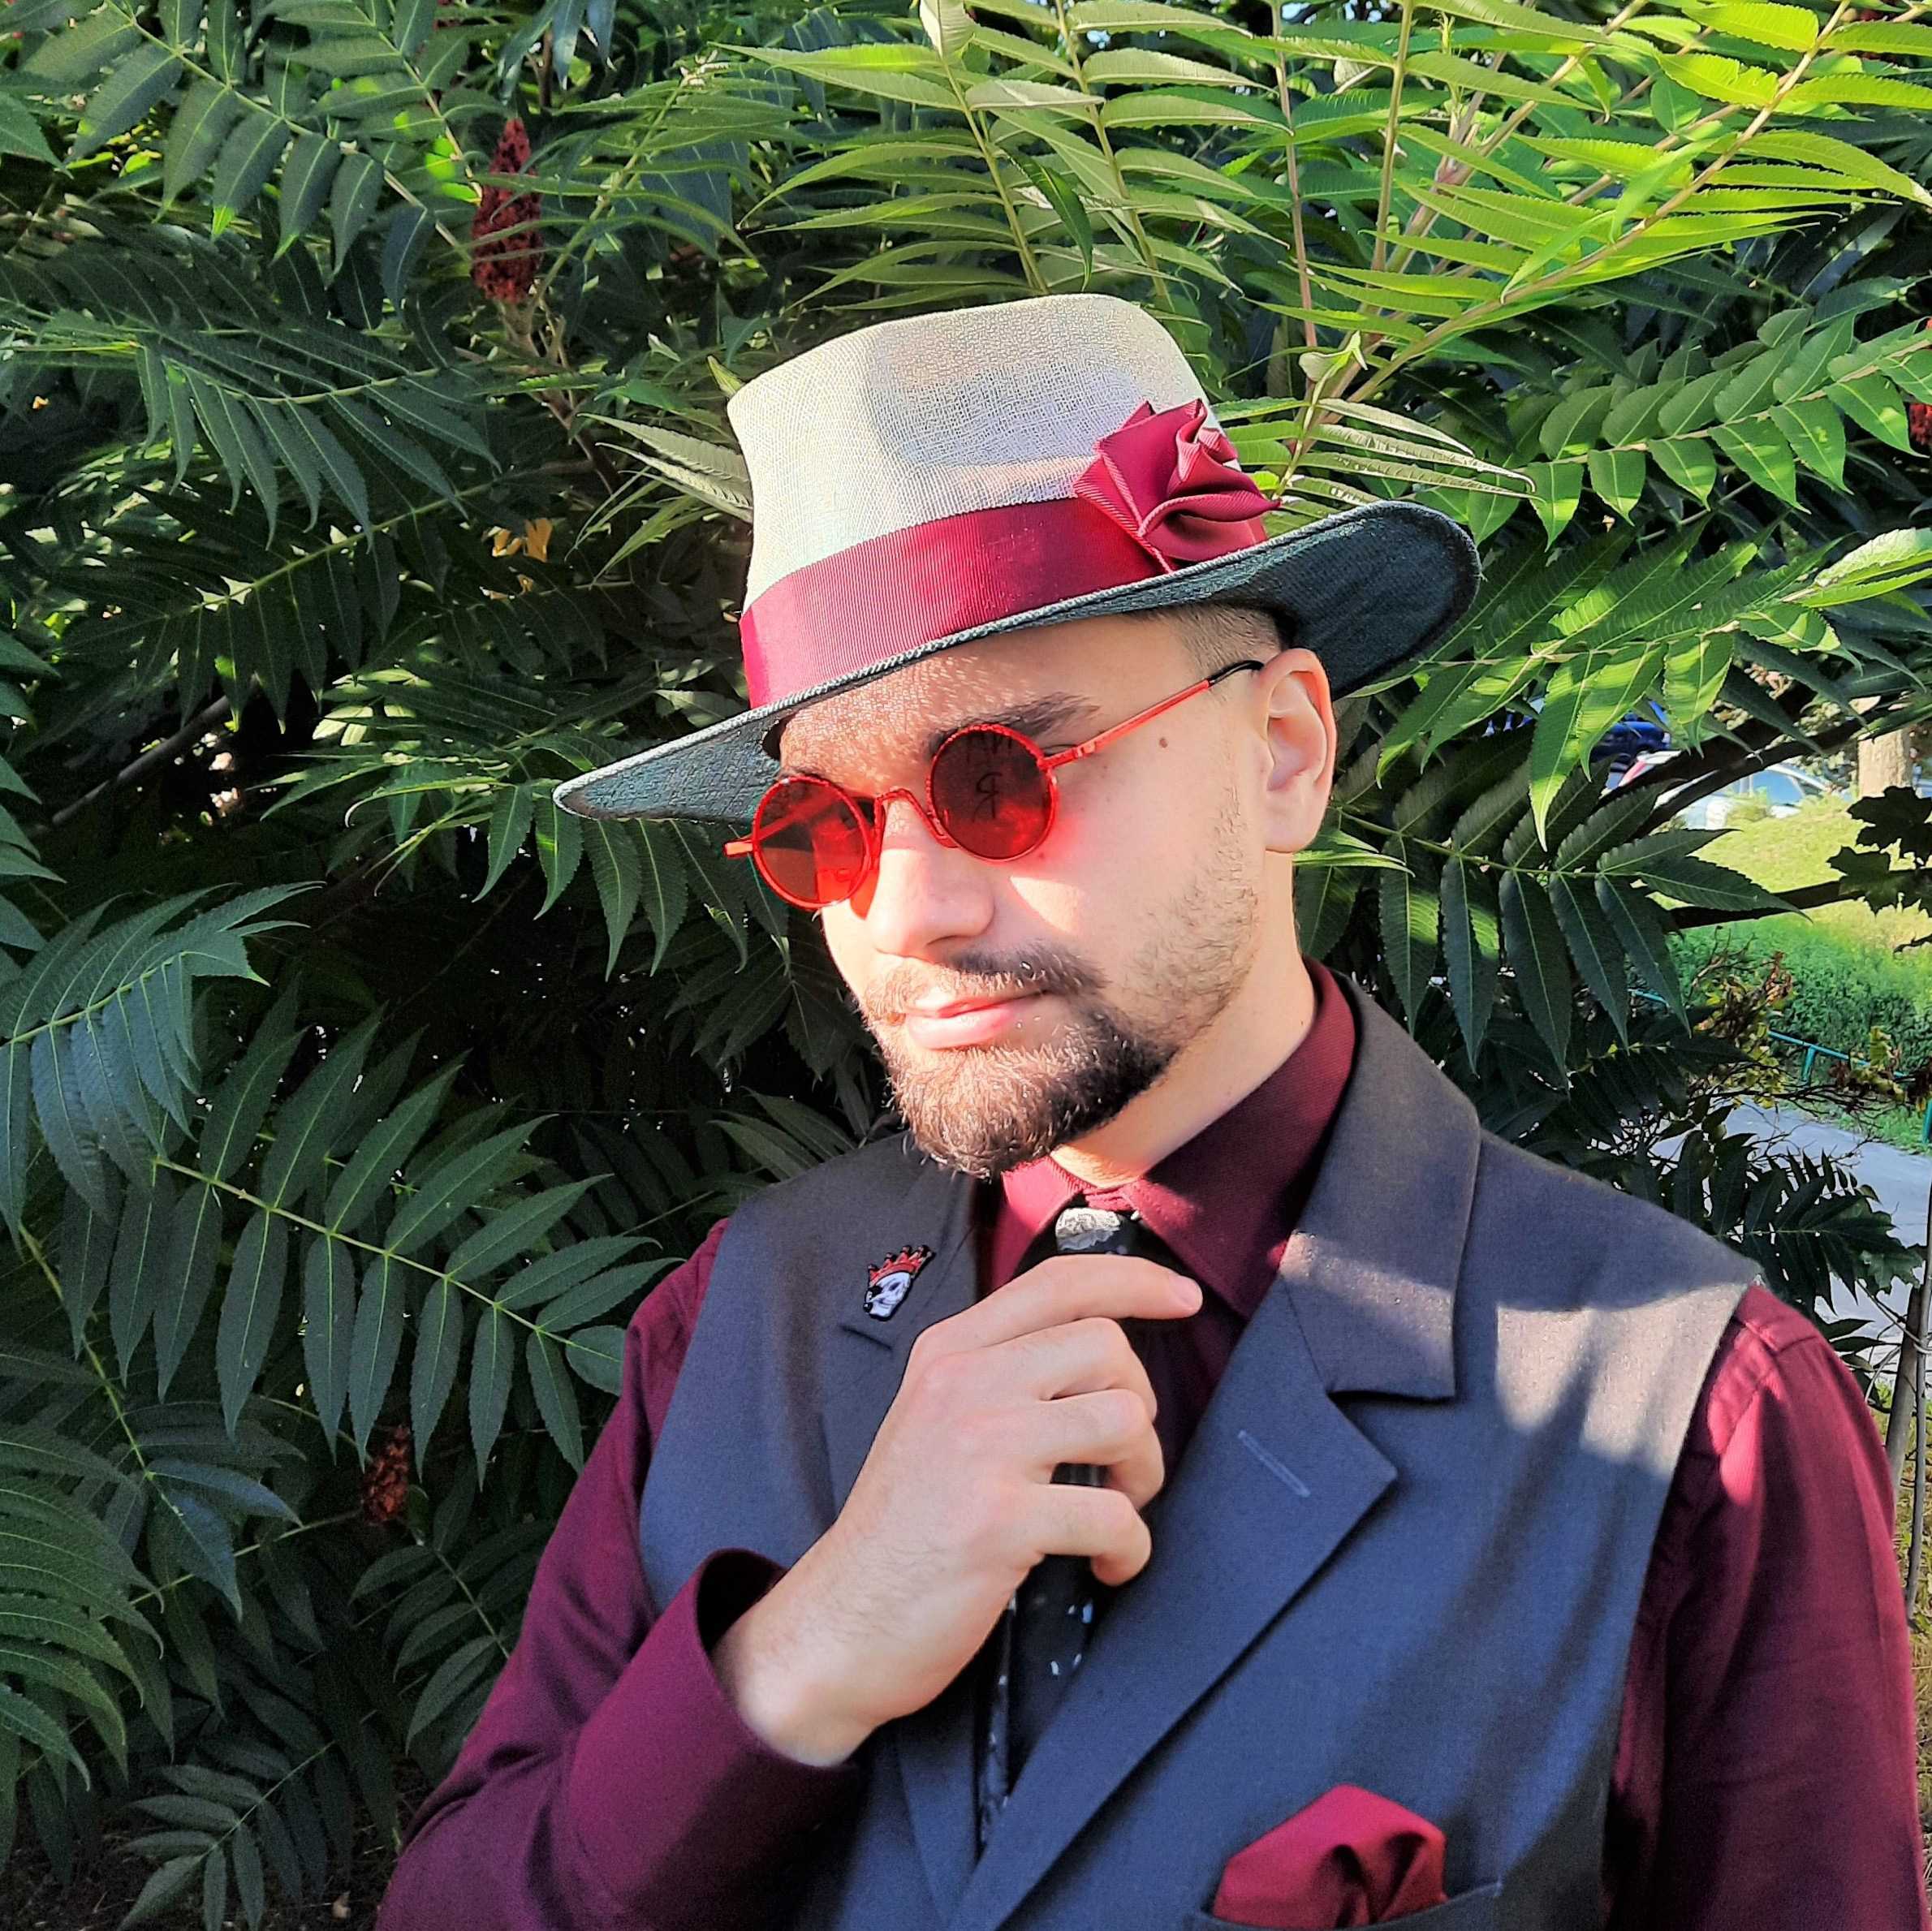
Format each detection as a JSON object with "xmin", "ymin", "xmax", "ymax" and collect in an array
[{"xmin": 555, "ymin": 498, "xmax": 1478, "ymax": 824}]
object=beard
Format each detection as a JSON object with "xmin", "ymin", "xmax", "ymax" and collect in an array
[{"xmin": 857, "ymin": 817, "xmax": 1260, "ymax": 1179}]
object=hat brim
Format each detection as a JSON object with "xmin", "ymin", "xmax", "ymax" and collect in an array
[{"xmin": 555, "ymin": 498, "xmax": 1478, "ymax": 823}]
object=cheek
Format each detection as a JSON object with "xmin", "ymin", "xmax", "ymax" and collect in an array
[
  {"xmin": 818, "ymin": 905, "xmax": 874, "ymax": 987},
  {"xmin": 1007, "ymin": 747, "xmax": 1228, "ymax": 933}
]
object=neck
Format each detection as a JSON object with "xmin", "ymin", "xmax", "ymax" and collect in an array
[{"xmin": 1052, "ymin": 890, "xmax": 1314, "ymax": 1190}]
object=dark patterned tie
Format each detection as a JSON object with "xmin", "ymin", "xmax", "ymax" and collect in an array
[{"xmin": 977, "ymin": 1203, "xmax": 1157, "ymax": 1843}]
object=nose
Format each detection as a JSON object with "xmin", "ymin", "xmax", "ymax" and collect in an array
[{"xmin": 852, "ymin": 793, "xmax": 996, "ymax": 955}]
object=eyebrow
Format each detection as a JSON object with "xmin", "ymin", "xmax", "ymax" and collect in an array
[
  {"xmin": 919, "ymin": 691, "xmax": 1097, "ymax": 759},
  {"xmin": 781, "ymin": 689, "xmax": 1102, "ymax": 778}
]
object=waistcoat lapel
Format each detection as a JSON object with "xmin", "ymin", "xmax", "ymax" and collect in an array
[
  {"xmin": 950, "ymin": 989, "xmax": 1484, "ymax": 1931},
  {"xmin": 821, "ymin": 1163, "xmax": 983, "ymax": 1918},
  {"xmin": 822, "ymin": 1163, "xmax": 979, "ymax": 1511}
]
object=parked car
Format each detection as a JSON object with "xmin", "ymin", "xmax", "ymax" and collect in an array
[{"xmin": 1650, "ymin": 759, "xmax": 1842, "ymax": 829}]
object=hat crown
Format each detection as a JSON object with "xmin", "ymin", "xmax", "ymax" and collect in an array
[{"xmin": 726, "ymin": 295, "xmax": 1208, "ymax": 604}]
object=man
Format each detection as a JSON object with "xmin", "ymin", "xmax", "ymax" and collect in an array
[{"xmin": 377, "ymin": 297, "xmax": 1924, "ymax": 1930}]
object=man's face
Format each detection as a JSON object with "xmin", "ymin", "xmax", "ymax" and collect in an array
[{"xmin": 778, "ymin": 614, "xmax": 1334, "ymax": 1176}]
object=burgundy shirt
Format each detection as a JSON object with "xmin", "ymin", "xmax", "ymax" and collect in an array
[{"xmin": 379, "ymin": 968, "xmax": 1926, "ymax": 1931}]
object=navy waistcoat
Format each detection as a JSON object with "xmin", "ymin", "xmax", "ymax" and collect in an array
[{"xmin": 640, "ymin": 987, "xmax": 1753, "ymax": 1930}]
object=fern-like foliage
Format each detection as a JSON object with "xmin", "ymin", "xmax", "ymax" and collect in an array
[{"xmin": 1, "ymin": 0, "xmax": 1930, "ymax": 1918}]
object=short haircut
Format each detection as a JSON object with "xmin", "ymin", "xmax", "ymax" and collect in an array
[{"xmin": 1143, "ymin": 603, "xmax": 1289, "ymax": 676}]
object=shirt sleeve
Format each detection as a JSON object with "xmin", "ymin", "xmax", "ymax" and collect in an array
[
  {"xmin": 1605, "ymin": 1282, "xmax": 1928, "ymax": 1931},
  {"xmin": 376, "ymin": 1221, "xmax": 860, "ymax": 1931}
]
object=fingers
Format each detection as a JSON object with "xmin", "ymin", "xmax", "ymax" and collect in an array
[
  {"xmin": 1015, "ymin": 1388, "xmax": 1166, "ymax": 1506},
  {"xmin": 922, "ymin": 1254, "xmax": 1201, "ymax": 1358},
  {"xmin": 994, "ymin": 1315, "xmax": 1158, "ymax": 1412},
  {"xmin": 1033, "ymin": 1482, "xmax": 1154, "ymax": 1588}
]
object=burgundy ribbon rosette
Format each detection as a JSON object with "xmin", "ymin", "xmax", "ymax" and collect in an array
[{"xmin": 1074, "ymin": 398, "xmax": 1274, "ymax": 571}]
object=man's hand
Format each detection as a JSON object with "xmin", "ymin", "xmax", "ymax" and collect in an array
[{"xmin": 713, "ymin": 1255, "xmax": 1201, "ymax": 1765}]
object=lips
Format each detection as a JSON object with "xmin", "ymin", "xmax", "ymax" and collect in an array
[{"xmin": 899, "ymin": 993, "xmax": 1050, "ymax": 1051}]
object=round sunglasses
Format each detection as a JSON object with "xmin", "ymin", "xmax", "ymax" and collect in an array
[{"xmin": 724, "ymin": 659, "xmax": 1263, "ymax": 910}]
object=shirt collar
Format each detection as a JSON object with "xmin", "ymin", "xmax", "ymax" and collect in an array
[{"xmin": 990, "ymin": 962, "xmax": 1358, "ymax": 1318}]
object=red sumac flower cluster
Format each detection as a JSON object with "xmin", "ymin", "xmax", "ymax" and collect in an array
[{"xmin": 472, "ymin": 119, "xmax": 543, "ymax": 304}]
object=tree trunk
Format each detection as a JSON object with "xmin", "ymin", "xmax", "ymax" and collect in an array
[
  {"xmin": 1887, "ymin": 1276, "xmax": 1926, "ymax": 1490},
  {"xmin": 1859, "ymin": 727, "xmax": 1915, "ymax": 798}
]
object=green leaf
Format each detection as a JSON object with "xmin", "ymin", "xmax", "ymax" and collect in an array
[
  {"xmin": 201, "ymin": 1003, "xmax": 303, "ymax": 1183},
  {"xmin": 24, "ymin": 10, "xmax": 140, "ymax": 85},
  {"xmin": 468, "ymin": 1303, "xmax": 514, "ymax": 1477},
  {"xmin": 1440, "ymin": 856, "xmax": 1500, "ymax": 1056},
  {"xmin": 1586, "ymin": 447, "xmax": 1646, "ymax": 519},
  {"xmin": 563, "ymin": 1325, "xmax": 626, "ymax": 1394},
  {"xmin": 322, "ymin": 1067, "xmax": 459, "ymax": 1235},
  {"xmin": 121, "ymin": 1855, "xmax": 204, "ymax": 1927},
  {"xmin": 216, "ymin": 1210, "xmax": 288, "ymax": 1434},
  {"xmin": 277, "ymin": 134, "xmax": 341, "ymax": 256},
  {"xmin": 1529, "ymin": 641, "xmax": 1662, "ymax": 834},
  {"xmin": 258, "ymin": 1015, "xmax": 377, "ymax": 1209},
  {"xmin": 481, "ymin": 786, "xmax": 534, "ymax": 899},
  {"xmin": 163, "ymin": 77, "xmax": 241, "ymax": 200},
  {"xmin": 71, "ymin": 42, "xmax": 183, "ymax": 159},
  {"xmin": 1829, "ymin": 373, "xmax": 1912, "ymax": 451},
  {"xmin": 211, "ymin": 110, "xmax": 292, "ymax": 232},
  {"xmin": 58, "ymin": 1178, "xmax": 118, "ymax": 1356},
  {"xmin": 109, "ymin": 1175, "xmax": 175, "ymax": 1382},
  {"xmin": 231, "ymin": 1821, "xmax": 265, "ymax": 1929},
  {"xmin": 394, "ymin": 0, "xmax": 435, "ymax": 55},
  {"xmin": 1377, "ymin": 847, "xmax": 1439, "ymax": 1026},
  {"xmin": 383, "ymin": 1123, "xmax": 533, "ymax": 1258},
  {"xmin": 403, "ymin": 1633, "xmax": 495, "ymax": 1748},
  {"xmin": 154, "ymin": 1182, "xmax": 222, "ymax": 1399},
  {"xmin": 1684, "ymin": 0, "xmax": 1817, "ymax": 50},
  {"xmin": 408, "ymin": 1278, "xmax": 462, "ymax": 1460},
  {"xmin": 153, "ymin": 1480, "xmax": 239, "ymax": 1609},
  {"xmin": 1597, "ymin": 877, "xmax": 1684, "ymax": 1018},
  {"xmin": 1499, "ymin": 872, "xmax": 1571, "ymax": 1067},
  {"xmin": 347, "ymin": 1255, "xmax": 404, "ymax": 1455},
  {"xmin": 31, "ymin": 1024, "xmax": 106, "ymax": 1212},
  {"xmin": 534, "ymin": 795, "xmax": 584, "ymax": 914},
  {"xmin": 1548, "ymin": 873, "xmax": 1628, "ymax": 1031},
  {"xmin": 301, "ymin": 1236, "xmax": 356, "ymax": 1443},
  {"xmin": 524, "ymin": 1330, "xmax": 583, "ymax": 1468},
  {"xmin": 1745, "ymin": 129, "xmax": 1932, "ymax": 208},
  {"xmin": 446, "ymin": 1181, "xmax": 593, "ymax": 1282},
  {"xmin": 1711, "ymin": 420, "xmax": 1799, "ymax": 504},
  {"xmin": 1662, "ymin": 631, "xmax": 1733, "ymax": 736},
  {"xmin": 1524, "ymin": 460, "xmax": 1583, "ymax": 539},
  {"xmin": 635, "ymin": 825, "xmax": 688, "ymax": 972},
  {"xmin": 1799, "ymin": 528, "xmax": 1932, "ymax": 608},
  {"xmin": 584, "ymin": 823, "xmax": 640, "ymax": 977},
  {"xmin": 1766, "ymin": 397, "xmax": 1845, "ymax": 489},
  {"xmin": 330, "ymin": 149, "xmax": 383, "ymax": 268},
  {"xmin": 0, "ymin": 95, "xmax": 57, "ymax": 165},
  {"xmin": 528, "ymin": 1258, "xmax": 661, "ymax": 1332}
]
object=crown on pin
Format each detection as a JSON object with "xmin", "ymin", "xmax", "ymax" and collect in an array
[{"xmin": 864, "ymin": 1243, "xmax": 934, "ymax": 1321}]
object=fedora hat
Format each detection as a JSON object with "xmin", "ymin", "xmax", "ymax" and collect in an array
[{"xmin": 556, "ymin": 295, "xmax": 1478, "ymax": 823}]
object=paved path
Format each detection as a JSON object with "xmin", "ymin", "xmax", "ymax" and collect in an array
[{"xmin": 1731, "ymin": 1105, "xmax": 1930, "ymax": 1351}]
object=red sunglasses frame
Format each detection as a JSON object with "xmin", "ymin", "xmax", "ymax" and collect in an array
[{"xmin": 725, "ymin": 657, "xmax": 1264, "ymax": 910}]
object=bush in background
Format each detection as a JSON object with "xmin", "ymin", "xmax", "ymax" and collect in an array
[{"xmin": 4, "ymin": 0, "xmax": 1932, "ymax": 1920}]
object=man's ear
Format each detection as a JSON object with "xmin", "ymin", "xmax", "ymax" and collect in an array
[{"xmin": 1254, "ymin": 649, "xmax": 1337, "ymax": 856}]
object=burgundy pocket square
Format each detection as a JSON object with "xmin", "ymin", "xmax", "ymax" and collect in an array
[{"xmin": 1210, "ymin": 1784, "xmax": 1451, "ymax": 1929}]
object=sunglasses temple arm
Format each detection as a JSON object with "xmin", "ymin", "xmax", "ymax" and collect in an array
[
  {"xmin": 1041, "ymin": 658, "xmax": 1265, "ymax": 772},
  {"xmin": 723, "ymin": 838, "xmax": 753, "ymax": 859}
]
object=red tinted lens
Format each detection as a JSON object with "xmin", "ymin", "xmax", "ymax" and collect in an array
[
  {"xmin": 928, "ymin": 726, "xmax": 1054, "ymax": 860},
  {"xmin": 750, "ymin": 777, "xmax": 873, "ymax": 907}
]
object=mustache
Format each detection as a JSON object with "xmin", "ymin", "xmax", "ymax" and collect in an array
[{"xmin": 860, "ymin": 946, "xmax": 1102, "ymax": 1028}]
